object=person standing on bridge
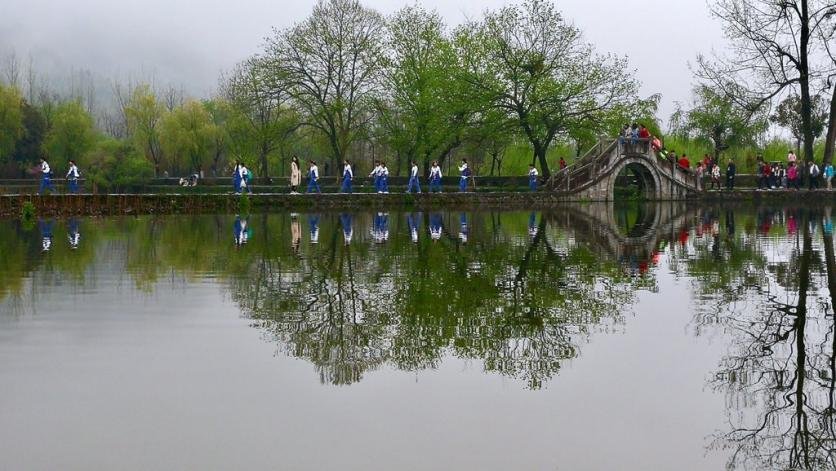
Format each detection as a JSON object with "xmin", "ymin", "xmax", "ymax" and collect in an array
[
  {"xmin": 37, "ymin": 158, "xmax": 54, "ymax": 195},
  {"xmin": 710, "ymin": 163, "xmax": 721, "ymax": 190},
  {"xmin": 528, "ymin": 164, "xmax": 539, "ymax": 191},
  {"xmin": 66, "ymin": 160, "xmax": 80, "ymax": 194},
  {"xmin": 824, "ymin": 162, "xmax": 834, "ymax": 190},
  {"xmin": 725, "ymin": 160, "xmax": 736, "ymax": 190},
  {"xmin": 429, "ymin": 161, "xmax": 443, "ymax": 193},
  {"xmin": 809, "ymin": 161, "xmax": 821, "ymax": 190},
  {"xmin": 406, "ymin": 160, "xmax": 421, "ymax": 194},
  {"xmin": 459, "ymin": 159, "xmax": 471, "ymax": 192},
  {"xmin": 307, "ymin": 160, "xmax": 321, "ymax": 193},
  {"xmin": 341, "ymin": 160, "xmax": 354, "ymax": 193}
]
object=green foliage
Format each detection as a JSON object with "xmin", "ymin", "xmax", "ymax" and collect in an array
[
  {"xmin": 456, "ymin": 0, "xmax": 642, "ymax": 176},
  {"xmin": 125, "ymin": 84, "xmax": 166, "ymax": 175},
  {"xmin": 19, "ymin": 201, "xmax": 35, "ymax": 222},
  {"xmin": 0, "ymin": 84, "xmax": 24, "ymax": 159},
  {"xmin": 769, "ymin": 94, "xmax": 828, "ymax": 149},
  {"xmin": 670, "ymin": 84, "xmax": 767, "ymax": 161},
  {"xmin": 82, "ymin": 139, "xmax": 154, "ymax": 191},
  {"xmin": 43, "ymin": 100, "xmax": 96, "ymax": 165},
  {"xmin": 160, "ymin": 99, "xmax": 215, "ymax": 175}
]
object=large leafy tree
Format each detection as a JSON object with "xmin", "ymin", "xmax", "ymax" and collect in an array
[
  {"xmin": 670, "ymin": 84, "xmax": 768, "ymax": 161},
  {"xmin": 125, "ymin": 85, "xmax": 166, "ymax": 176},
  {"xmin": 264, "ymin": 0, "xmax": 385, "ymax": 172},
  {"xmin": 378, "ymin": 5, "xmax": 474, "ymax": 173},
  {"xmin": 456, "ymin": 0, "xmax": 641, "ymax": 177},
  {"xmin": 43, "ymin": 100, "xmax": 96, "ymax": 167}
]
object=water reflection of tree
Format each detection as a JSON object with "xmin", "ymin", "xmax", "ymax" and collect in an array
[
  {"xmin": 235, "ymin": 212, "xmax": 655, "ymax": 389},
  {"xmin": 684, "ymin": 208, "xmax": 836, "ymax": 470}
]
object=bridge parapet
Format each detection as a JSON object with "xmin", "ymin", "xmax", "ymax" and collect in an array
[{"xmin": 547, "ymin": 138, "xmax": 701, "ymax": 200}]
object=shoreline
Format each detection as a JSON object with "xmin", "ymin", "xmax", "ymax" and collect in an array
[{"xmin": 2, "ymin": 190, "xmax": 835, "ymax": 218}]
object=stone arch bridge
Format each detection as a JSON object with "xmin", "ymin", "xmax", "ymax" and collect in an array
[{"xmin": 547, "ymin": 139, "xmax": 701, "ymax": 200}]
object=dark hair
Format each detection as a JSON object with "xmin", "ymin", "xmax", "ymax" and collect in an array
[
  {"xmin": 69, "ymin": 160, "xmax": 75, "ymax": 165},
  {"xmin": 462, "ymin": 158, "xmax": 468, "ymax": 163}
]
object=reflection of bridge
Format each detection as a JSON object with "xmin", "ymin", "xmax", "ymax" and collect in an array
[
  {"xmin": 547, "ymin": 140, "xmax": 701, "ymax": 200},
  {"xmin": 546, "ymin": 202, "xmax": 690, "ymax": 263}
]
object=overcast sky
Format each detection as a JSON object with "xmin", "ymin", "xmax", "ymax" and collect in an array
[{"xmin": 1, "ymin": 0, "xmax": 727, "ymax": 121}]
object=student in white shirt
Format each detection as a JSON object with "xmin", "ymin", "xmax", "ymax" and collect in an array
[
  {"xmin": 429, "ymin": 161, "xmax": 443, "ymax": 193},
  {"xmin": 369, "ymin": 161, "xmax": 382, "ymax": 193},
  {"xmin": 528, "ymin": 164, "xmax": 539, "ymax": 191},
  {"xmin": 66, "ymin": 160, "xmax": 80, "ymax": 193},
  {"xmin": 407, "ymin": 160, "xmax": 421, "ymax": 193},
  {"xmin": 307, "ymin": 161, "xmax": 321, "ymax": 193},
  {"xmin": 38, "ymin": 158, "xmax": 54, "ymax": 194},
  {"xmin": 458, "ymin": 159, "xmax": 470, "ymax": 192},
  {"xmin": 341, "ymin": 160, "xmax": 354, "ymax": 193}
]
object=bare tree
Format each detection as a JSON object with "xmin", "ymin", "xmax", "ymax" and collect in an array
[{"xmin": 698, "ymin": 0, "xmax": 836, "ymax": 162}]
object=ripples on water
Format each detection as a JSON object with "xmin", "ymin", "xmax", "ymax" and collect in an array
[{"xmin": 0, "ymin": 203, "xmax": 834, "ymax": 470}]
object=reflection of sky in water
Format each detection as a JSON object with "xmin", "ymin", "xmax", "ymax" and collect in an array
[{"xmin": 1, "ymin": 205, "xmax": 835, "ymax": 470}]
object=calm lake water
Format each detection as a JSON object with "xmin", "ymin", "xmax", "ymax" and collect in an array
[{"xmin": 1, "ymin": 204, "xmax": 834, "ymax": 470}]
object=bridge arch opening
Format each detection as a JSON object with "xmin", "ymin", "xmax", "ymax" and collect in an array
[{"xmin": 613, "ymin": 161, "xmax": 658, "ymax": 201}]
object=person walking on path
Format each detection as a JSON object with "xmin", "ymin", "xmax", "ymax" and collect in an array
[
  {"xmin": 341, "ymin": 160, "xmax": 353, "ymax": 193},
  {"xmin": 825, "ymin": 162, "xmax": 834, "ymax": 190},
  {"xmin": 232, "ymin": 161, "xmax": 243, "ymax": 194},
  {"xmin": 290, "ymin": 156, "xmax": 301, "ymax": 194},
  {"xmin": 459, "ymin": 159, "xmax": 470, "ymax": 192},
  {"xmin": 528, "ymin": 164, "xmax": 539, "ymax": 191},
  {"xmin": 307, "ymin": 160, "xmax": 321, "ymax": 193},
  {"xmin": 66, "ymin": 160, "xmax": 80, "ymax": 194},
  {"xmin": 725, "ymin": 160, "xmax": 736, "ymax": 190},
  {"xmin": 406, "ymin": 161, "xmax": 421, "ymax": 194},
  {"xmin": 241, "ymin": 164, "xmax": 253, "ymax": 194},
  {"xmin": 429, "ymin": 161, "xmax": 442, "ymax": 193},
  {"xmin": 380, "ymin": 162, "xmax": 390, "ymax": 193},
  {"xmin": 809, "ymin": 161, "xmax": 821, "ymax": 190},
  {"xmin": 38, "ymin": 158, "xmax": 54, "ymax": 195},
  {"xmin": 369, "ymin": 161, "xmax": 382, "ymax": 193}
]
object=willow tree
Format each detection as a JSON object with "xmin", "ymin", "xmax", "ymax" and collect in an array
[
  {"xmin": 0, "ymin": 84, "xmax": 24, "ymax": 160},
  {"xmin": 125, "ymin": 85, "xmax": 166, "ymax": 176},
  {"xmin": 698, "ymin": 0, "xmax": 836, "ymax": 163},
  {"xmin": 264, "ymin": 0, "xmax": 385, "ymax": 172},
  {"xmin": 456, "ymin": 0, "xmax": 640, "ymax": 177}
]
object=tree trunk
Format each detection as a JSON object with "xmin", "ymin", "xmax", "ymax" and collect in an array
[
  {"xmin": 823, "ymin": 84, "xmax": 836, "ymax": 165},
  {"xmin": 534, "ymin": 144, "xmax": 551, "ymax": 179},
  {"xmin": 798, "ymin": 0, "xmax": 815, "ymax": 163}
]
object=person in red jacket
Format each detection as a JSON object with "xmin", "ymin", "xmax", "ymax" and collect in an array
[{"xmin": 678, "ymin": 154, "xmax": 691, "ymax": 169}]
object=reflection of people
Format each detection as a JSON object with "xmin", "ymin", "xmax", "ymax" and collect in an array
[
  {"xmin": 68, "ymin": 218, "xmax": 81, "ymax": 249},
  {"xmin": 233, "ymin": 215, "xmax": 249, "ymax": 246},
  {"xmin": 459, "ymin": 213, "xmax": 468, "ymax": 243},
  {"xmin": 340, "ymin": 213, "xmax": 353, "ymax": 245},
  {"xmin": 308, "ymin": 214, "xmax": 320, "ymax": 244},
  {"xmin": 407, "ymin": 213, "xmax": 419, "ymax": 243},
  {"xmin": 824, "ymin": 207, "xmax": 833, "ymax": 235},
  {"xmin": 528, "ymin": 212, "xmax": 538, "ymax": 238},
  {"xmin": 290, "ymin": 213, "xmax": 301, "ymax": 252},
  {"xmin": 40, "ymin": 219, "xmax": 53, "ymax": 252},
  {"xmin": 372, "ymin": 212, "xmax": 390, "ymax": 243},
  {"xmin": 429, "ymin": 213, "xmax": 443, "ymax": 241}
]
